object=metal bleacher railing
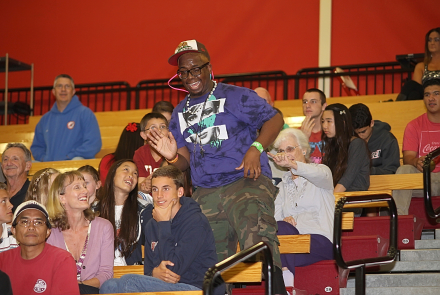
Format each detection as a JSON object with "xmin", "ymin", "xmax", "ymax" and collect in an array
[
  {"xmin": 134, "ymin": 70, "xmax": 288, "ymax": 109},
  {"xmin": 333, "ymin": 194, "xmax": 398, "ymax": 295},
  {"xmin": 0, "ymin": 60, "xmax": 414, "ymax": 125},
  {"xmin": 0, "ymin": 81, "xmax": 131, "ymax": 125},
  {"xmin": 203, "ymin": 241, "xmax": 274, "ymax": 295},
  {"xmin": 294, "ymin": 61, "xmax": 412, "ymax": 98},
  {"xmin": 424, "ymin": 146, "xmax": 440, "ymax": 219}
]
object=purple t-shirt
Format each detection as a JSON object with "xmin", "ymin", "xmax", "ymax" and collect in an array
[{"xmin": 169, "ymin": 83, "xmax": 277, "ymax": 188}]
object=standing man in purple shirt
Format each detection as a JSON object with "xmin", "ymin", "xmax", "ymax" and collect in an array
[{"xmin": 148, "ymin": 40, "xmax": 286, "ymax": 294}]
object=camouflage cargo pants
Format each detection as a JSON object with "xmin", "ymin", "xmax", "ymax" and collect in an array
[{"xmin": 193, "ymin": 175, "xmax": 281, "ymax": 269}]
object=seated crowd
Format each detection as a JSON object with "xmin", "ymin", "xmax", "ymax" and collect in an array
[{"xmin": 0, "ymin": 37, "xmax": 439, "ymax": 295}]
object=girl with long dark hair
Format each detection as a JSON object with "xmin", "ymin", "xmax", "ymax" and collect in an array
[
  {"xmin": 98, "ymin": 123, "xmax": 144, "ymax": 184},
  {"xmin": 98, "ymin": 159, "xmax": 146, "ymax": 266},
  {"xmin": 321, "ymin": 103, "xmax": 370, "ymax": 192}
]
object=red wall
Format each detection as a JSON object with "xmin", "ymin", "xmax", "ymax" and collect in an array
[
  {"xmin": 331, "ymin": 1, "xmax": 437, "ymax": 65},
  {"xmin": 0, "ymin": 0, "xmax": 437, "ymax": 89},
  {"xmin": 0, "ymin": 1, "xmax": 319, "ymax": 88}
]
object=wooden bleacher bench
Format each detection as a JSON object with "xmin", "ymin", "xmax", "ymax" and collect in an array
[
  {"xmin": 0, "ymin": 94, "xmax": 425, "ymax": 161},
  {"xmin": 333, "ymin": 174, "xmax": 423, "ymax": 208},
  {"xmin": 277, "ymin": 98, "xmax": 425, "ymax": 157},
  {"xmin": 112, "ymin": 210, "xmax": 356, "ymax": 285},
  {"xmin": 274, "ymin": 93, "xmax": 399, "ymax": 110},
  {"xmin": 27, "ymin": 109, "xmax": 150, "ymax": 128},
  {"xmin": 28, "ymin": 158, "xmax": 101, "ymax": 178},
  {"xmin": 113, "ymin": 265, "xmax": 144, "ymax": 278},
  {"xmin": 0, "ymin": 108, "xmax": 152, "ymax": 159},
  {"xmin": 369, "ymin": 173, "xmax": 423, "ymax": 191},
  {"xmin": 105, "ymin": 190, "xmax": 393, "ymax": 294}
]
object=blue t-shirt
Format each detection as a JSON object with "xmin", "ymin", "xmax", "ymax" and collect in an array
[{"xmin": 169, "ymin": 83, "xmax": 277, "ymax": 188}]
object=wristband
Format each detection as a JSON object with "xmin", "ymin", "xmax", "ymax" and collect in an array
[
  {"xmin": 251, "ymin": 141, "xmax": 264, "ymax": 153},
  {"xmin": 166, "ymin": 154, "xmax": 179, "ymax": 164}
]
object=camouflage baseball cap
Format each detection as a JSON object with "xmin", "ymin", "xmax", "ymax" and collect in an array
[{"xmin": 168, "ymin": 40, "xmax": 210, "ymax": 66}]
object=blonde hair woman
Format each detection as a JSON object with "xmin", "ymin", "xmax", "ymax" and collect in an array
[{"xmin": 46, "ymin": 171, "xmax": 114, "ymax": 294}]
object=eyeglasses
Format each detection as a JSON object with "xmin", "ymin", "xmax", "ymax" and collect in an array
[
  {"xmin": 55, "ymin": 84, "xmax": 73, "ymax": 90},
  {"xmin": 16, "ymin": 219, "xmax": 46, "ymax": 227},
  {"xmin": 145, "ymin": 125, "xmax": 168, "ymax": 132},
  {"xmin": 277, "ymin": 145, "xmax": 300, "ymax": 153},
  {"xmin": 428, "ymin": 37, "xmax": 440, "ymax": 43},
  {"xmin": 177, "ymin": 62, "xmax": 210, "ymax": 79}
]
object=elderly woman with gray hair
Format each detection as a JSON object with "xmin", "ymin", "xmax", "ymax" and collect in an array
[{"xmin": 268, "ymin": 128, "xmax": 335, "ymax": 284}]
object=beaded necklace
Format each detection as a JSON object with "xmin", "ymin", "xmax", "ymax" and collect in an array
[
  {"xmin": 184, "ymin": 80, "xmax": 217, "ymax": 157},
  {"xmin": 64, "ymin": 222, "xmax": 92, "ymax": 281}
]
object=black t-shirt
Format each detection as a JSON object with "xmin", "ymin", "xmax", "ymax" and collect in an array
[
  {"xmin": 0, "ymin": 269, "xmax": 13, "ymax": 295},
  {"xmin": 9, "ymin": 179, "xmax": 30, "ymax": 213}
]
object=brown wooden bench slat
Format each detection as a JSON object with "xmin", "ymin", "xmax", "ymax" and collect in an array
[
  {"xmin": 278, "ymin": 234, "xmax": 310, "ymax": 254},
  {"xmin": 341, "ymin": 212, "xmax": 354, "ymax": 229},
  {"xmin": 369, "ymin": 174, "xmax": 423, "ymax": 191},
  {"xmin": 113, "ymin": 265, "xmax": 144, "ymax": 278},
  {"xmin": 28, "ymin": 158, "xmax": 101, "ymax": 177},
  {"xmin": 221, "ymin": 262, "xmax": 263, "ymax": 283},
  {"xmin": 274, "ymin": 94, "xmax": 399, "ymax": 109},
  {"xmin": 27, "ymin": 109, "xmax": 151, "ymax": 127},
  {"xmin": 113, "ymin": 263, "xmax": 262, "ymax": 284}
]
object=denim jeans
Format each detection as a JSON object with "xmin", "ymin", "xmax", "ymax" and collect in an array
[{"xmin": 99, "ymin": 274, "xmax": 201, "ymax": 294}]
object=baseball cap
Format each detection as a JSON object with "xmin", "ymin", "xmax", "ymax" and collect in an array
[
  {"xmin": 168, "ymin": 40, "xmax": 210, "ymax": 66},
  {"xmin": 12, "ymin": 200, "xmax": 51, "ymax": 229}
]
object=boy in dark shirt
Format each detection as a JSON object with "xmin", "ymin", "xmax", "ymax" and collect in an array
[
  {"xmin": 100, "ymin": 166, "xmax": 224, "ymax": 294},
  {"xmin": 349, "ymin": 103, "xmax": 400, "ymax": 175}
]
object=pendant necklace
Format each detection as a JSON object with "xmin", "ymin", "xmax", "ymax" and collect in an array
[{"xmin": 184, "ymin": 80, "xmax": 217, "ymax": 157}]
